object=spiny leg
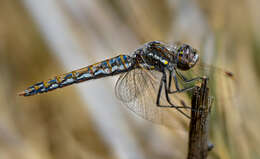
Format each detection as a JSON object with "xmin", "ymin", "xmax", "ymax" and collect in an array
[
  {"xmin": 170, "ymin": 70, "xmax": 204, "ymax": 112},
  {"xmin": 166, "ymin": 70, "xmax": 200, "ymax": 114},
  {"xmin": 163, "ymin": 72, "xmax": 197, "ymax": 117},
  {"xmin": 167, "ymin": 70, "xmax": 177, "ymax": 92},
  {"xmin": 156, "ymin": 71, "xmax": 191, "ymax": 119},
  {"xmin": 175, "ymin": 68, "xmax": 203, "ymax": 83},
  {"xmin": 168, "ymin": 70, "xmax": 196, "ymax": 94}
]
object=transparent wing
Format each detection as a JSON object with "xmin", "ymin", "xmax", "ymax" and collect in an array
[
  {"xmin": 115, "ymin": 70, "xmax": 142, "ymax": 103},
  {"xmin": 115, "ymin": 68, "xmax": 189, "ymax": 127}
]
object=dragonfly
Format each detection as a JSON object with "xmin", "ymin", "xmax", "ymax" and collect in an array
[{"xmin": 19, "ymin": 41, "xmax": 233, "ymax": 125}]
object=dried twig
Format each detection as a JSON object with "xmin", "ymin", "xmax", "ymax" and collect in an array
[{"xmin": 187, "ymin": 77, "xmax": 213, "ymax": 159}]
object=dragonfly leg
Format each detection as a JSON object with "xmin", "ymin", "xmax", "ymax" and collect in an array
[
  {"xmin": 168, "ymin": 70, "xmax": 196, "ymax": 94},
  {"xmin": 175, "ymin": 68, "xmax": 203, "ymax": 83},
  {"xmin": 168, "ymin": 70, "xmax": 179, "ymax": 92},
  {"xmin": 156, "ymin": 71, "xmax": 191, "ymax": 119}
]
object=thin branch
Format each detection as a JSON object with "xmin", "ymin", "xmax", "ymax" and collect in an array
[{"xmin": 187, "ymin": 77, "xmax": 213, "ymax": 159}]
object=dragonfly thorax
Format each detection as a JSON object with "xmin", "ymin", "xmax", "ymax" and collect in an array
[
  {"xmin": 133, "ymin": 43, "xmax": 173, "ymax": 71},
  {"xmin": 132, "ymin": 41, "xmax": 199, "ymax": 72}
]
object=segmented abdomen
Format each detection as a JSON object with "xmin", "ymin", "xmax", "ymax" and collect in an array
[{"xmin": 19, "ymin": 55, "xmax": 134, "ymax": 96}]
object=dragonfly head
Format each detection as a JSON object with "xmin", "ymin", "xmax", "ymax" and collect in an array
[{"xmin": 176, "ymin": 44, "xmax": 199, "ymax": 70}]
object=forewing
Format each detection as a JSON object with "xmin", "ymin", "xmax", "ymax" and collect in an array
[{"xmin": 115, "ymin": 68, "xmax": 189, "ymax": 126}]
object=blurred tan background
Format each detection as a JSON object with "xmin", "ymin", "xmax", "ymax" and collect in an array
[{"xmin": 0, "ymin": 0, "xmax": 260, "ymax": 159}]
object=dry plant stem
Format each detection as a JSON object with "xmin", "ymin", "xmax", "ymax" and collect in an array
[{"xmin": 187, "ymin": 77, "xmax": 212, "ymax": 159}]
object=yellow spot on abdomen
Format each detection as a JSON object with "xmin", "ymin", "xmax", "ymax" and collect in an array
[
  {"xmin": 43, "ymin": 81, "xmax": 49, "ymax": 88},
  {"xmin": 106, "ymin": 60, "xmax": 112, "ymax": 72},
  {"xmin": 56, "ymin": 76, "xmax": 62, "ymax": 84},
  {"xmin": 34, "ymin": 85, "xmax": 40, "ymax": 90},
  {"xmin": 119, "ymin": 55, "xmax": 127, "ymax": 69}
]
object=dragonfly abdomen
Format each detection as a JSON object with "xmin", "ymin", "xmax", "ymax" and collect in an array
[{"xmin": 19, "ymin": 55, "xmax": 134, "ymax": 96}]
